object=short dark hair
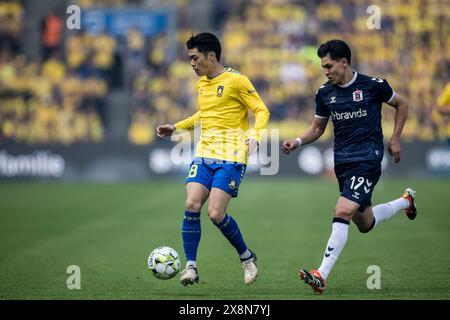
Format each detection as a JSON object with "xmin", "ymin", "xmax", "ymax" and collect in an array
[
  {"xmin": 317, "ymin": 39, "xmax": 351, "ymax": 65},
  {"xmin": 186, "ymin": 32, "xmax": 221, "ymax": 61}
]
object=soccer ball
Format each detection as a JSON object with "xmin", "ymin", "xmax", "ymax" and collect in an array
[{"xmin": 147, "ymin": 246, "xmax": 181, "ymax": 280}]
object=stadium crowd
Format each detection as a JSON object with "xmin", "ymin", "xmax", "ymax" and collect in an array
[
  {"xmin": 127, "ymin": 0, "xmax": 449, "ymax": 145},
  {"xmin": 0, "ymin": 0, "xmax": 108, "ymax": 144},
  {"xmin": 0, "ymin": 0, "xmax": 448, "ymax": 145}
]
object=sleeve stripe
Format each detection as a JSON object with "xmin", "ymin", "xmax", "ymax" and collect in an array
[
  {"xmin": 315, "ymin": 114, "xmax": 329, "ymax": 119},
  {"xmin": 387, "ymin": 91, "xmax": 396, "ymax": 104}
]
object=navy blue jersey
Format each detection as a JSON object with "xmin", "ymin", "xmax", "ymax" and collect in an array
[{"xmin": 315, "ymin": 72, "xmax": 395, "ymax": 165}]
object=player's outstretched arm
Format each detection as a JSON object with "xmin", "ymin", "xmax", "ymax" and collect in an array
[
  {"xmin": 282, "ymin": 117, "xmax": 328, "ymax": 154},
  {"xmin": 156, "ymin": 111, "xmax": 200, "ymax": 139},
  {"xmin": 386, "ymin": 93, "xmax": 409, "ymax": 163}
]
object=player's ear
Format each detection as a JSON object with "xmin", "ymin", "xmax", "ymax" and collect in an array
[{"xmin": 207, "ymin": 51, "xmax": 216, "ymax": 61}]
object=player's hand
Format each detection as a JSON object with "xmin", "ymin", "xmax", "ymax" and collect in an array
[
  {"xmin": 281, "ymin": 139, "xmax": 299, "ymax": 155},
  {"xmin": 388, "ymin": 138, "xmax": 401, "ymax": 163},
  {"xmin": 156, "ymin": 124, "xmax": 175, "ymax": 139},
  {"xmin": 246, "ymin": 138, "xmax": 259, "ymax": 154}
]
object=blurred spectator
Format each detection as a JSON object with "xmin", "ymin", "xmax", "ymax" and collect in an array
[
  {"xmin": 82, "ymin": 74, "xmax": 108, "ymax": 128},
  {"xmin": 0, "ymin": 0, "xmax": 23, "ymax": 55},
  {"xmin": 128, "ymin": 107, "xmax": 153, "ymax": 145},
  {"xmin": 41, "ymin": 10, "xmax": 63, "ymax": 61},
  {"xmin": 91, "ymin": 30, "xmax": 117, "ymax": 83},
  {"xmin": 65, "ymin": 30, "xmax": 89, "ymax": 72},
  {"xmin": 123, "ymin": 27, "xmax": 146, "ymax": 90},
  {"xmin": 79, "ymin": 0, "xmax": 127, "ymax": 7},
  {"xmin": 437, "ymin": 82, "xmax": 450, "ymax": 146},
  {"xmin": 41, "ymin": 52, "xmax": 66, "ymax": 85}
]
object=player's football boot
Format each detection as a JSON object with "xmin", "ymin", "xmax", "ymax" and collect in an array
[
  {"xmin": 402, "ymin": 187, "xmax": 417, "ymax": 220},
  {"xmin": 180, "ymin": 266, "xmax": 199, "ymax": 286},
  {"xmin": 299, "ymin": 269, "xmax": 326, "ymax": 294},
  {"xmin": 241, "ymin": 251, "xmax": 258, "ymax": 285}
]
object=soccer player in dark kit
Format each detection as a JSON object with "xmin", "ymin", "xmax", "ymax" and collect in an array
[{"xmin": 282, "ymin": 39, "xmax": 417, "ymax": 294}]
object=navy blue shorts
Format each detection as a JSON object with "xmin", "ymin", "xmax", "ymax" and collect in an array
[
  {"xmin": 334, "ymin": 161, "xmax": 381, "ymax": 212},
  {"xmin": 186, "ymin": 158, "xmax": 246, "ymax": 198}
]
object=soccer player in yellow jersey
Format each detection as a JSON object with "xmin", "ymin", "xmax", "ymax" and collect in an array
[
  {"xmin": 156, "ymin": 33, "xmax": 270, "ymax": 286},
  {"xmin": 437, "ymin": 82, "xmax": 450, "ymax": 147}
]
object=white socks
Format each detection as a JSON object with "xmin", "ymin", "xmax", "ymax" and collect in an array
[
  {"xmin": 318, "ymin": 218, "xmax": 349, "ymax": 280},
  {"xmin": 373, "ymin": 197, "xmax": 409, "ymax": 229},
  {"xmin": 186, "ymin": 261, "xmax": 197, "ymax": 269}
]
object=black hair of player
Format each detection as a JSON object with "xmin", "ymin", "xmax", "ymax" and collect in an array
[
  {"xmin": 186, "ymin": 33, "xmax": 221, "ymax": 62},
  {"xmin": 317, "ymin": 39, "xmax": 352, "ymax": 65}
]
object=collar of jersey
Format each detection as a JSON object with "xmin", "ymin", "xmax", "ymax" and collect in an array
[
  {"xmin": 337, "ymin": 71, "xmax": 358, "ymax": 88},
  {"xmin": 205, "ymin": 67, "xmax": 229, "ymax": 81}
]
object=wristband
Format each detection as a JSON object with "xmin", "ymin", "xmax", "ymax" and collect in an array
[{"xmin": 295, "ymin": 137, "xmax": 303, "ymax": 146}]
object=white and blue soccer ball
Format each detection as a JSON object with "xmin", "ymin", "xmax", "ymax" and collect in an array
[{"xmin": 147, "ymin": 246, "xmax": 181, "ymax": 280}]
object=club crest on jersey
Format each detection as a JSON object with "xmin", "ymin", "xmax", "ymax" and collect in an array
[
  {"xmin": 217, "ymin": 86, "xmax": 224, "ymax": 97},
  {"xmin": 353, "ymin": 90, "xmax": 363, "ymax": 102}
]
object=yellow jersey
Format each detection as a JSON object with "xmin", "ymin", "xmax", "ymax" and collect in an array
[{"xmin": 174, "ymin": 67, "xmax": 270, "ymax": 164}]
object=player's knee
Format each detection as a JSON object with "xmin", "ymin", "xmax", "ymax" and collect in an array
[
  {"xmin": 185, "ymin": 198, "xmax": 202, "ymax": 212},
  {"xmin": 207, "ymin": 207, "xmax": 225, "ymax": 225},
  {"xmin": 334, "ymin": 206, "xmax": 354, "ymax": 220}
]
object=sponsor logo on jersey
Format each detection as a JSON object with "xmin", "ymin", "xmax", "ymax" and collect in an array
[
  {"xmin": 330, "ymin": 96, "xmax": 336, "ymax": 103},
  {"xmin": 353, "ymin": 90, "xmax": 363, "ymax": 102},
  {"xmin": 330, "ymin": 108, "xmax": 367, "ymax": 120}
]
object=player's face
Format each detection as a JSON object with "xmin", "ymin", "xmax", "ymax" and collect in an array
[
  {"xmin": 188, "ymin": 48, "xmax": 212, "ymax": 76},
  {"xmin": 321, "ymin": 54, "xmax": 347, "ymax": 85}
]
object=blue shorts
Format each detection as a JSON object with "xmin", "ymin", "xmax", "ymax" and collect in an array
[
  {"xmin": 186, "ymin": 158, "xmax": 247, "ymax": 198},
  {"xmin": 335, "ymin": 160, "xmax": 381, "ymax": 212}
]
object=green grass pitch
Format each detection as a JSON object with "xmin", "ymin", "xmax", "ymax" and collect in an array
[{"xmin": 0, "ymin": 178, "xmax": 449, "ymax": 300}]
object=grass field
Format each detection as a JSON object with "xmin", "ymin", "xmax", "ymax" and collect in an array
[{"xmin": 0, "ymin": 178, "xmax": 449, "ymax": 300}]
